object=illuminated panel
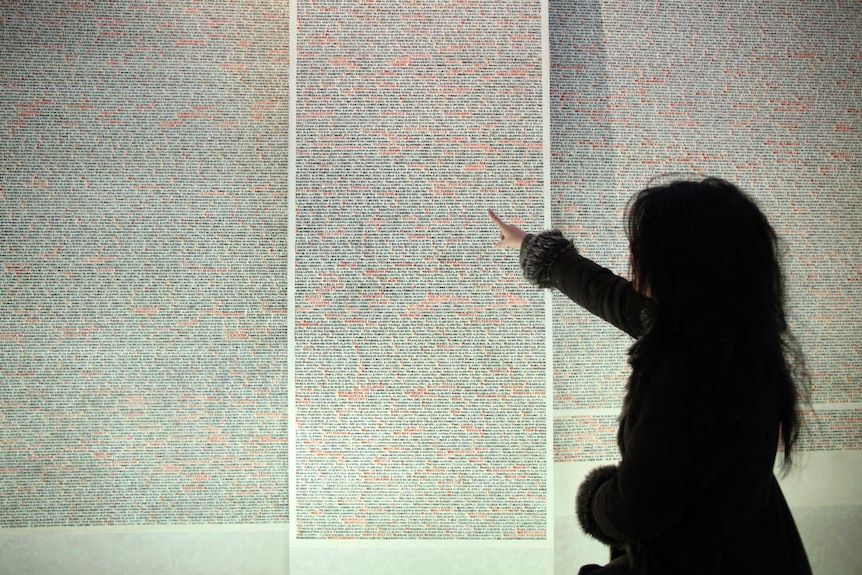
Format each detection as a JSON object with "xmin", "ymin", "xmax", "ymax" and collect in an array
[
  {"xmin": 0, "ymin": 1, "xmax": 289, "ymax": 527},
  {"xmin": 294, "ymin": 0, "xmax": 549, "ymax": 539}
]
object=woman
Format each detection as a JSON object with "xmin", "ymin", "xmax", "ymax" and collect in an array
[{"xmin": 489, "ymin": 177, "xmax": 811, "ymax": 574}]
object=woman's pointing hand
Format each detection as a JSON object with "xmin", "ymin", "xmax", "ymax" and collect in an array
[{"xmin": 488, "ymin": 209, "xmax": 528, "ymax": 250}]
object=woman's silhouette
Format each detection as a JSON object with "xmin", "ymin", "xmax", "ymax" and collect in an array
[{"xmin": 490, "ymin": 176, "xmax": 811, "ymax": 575}]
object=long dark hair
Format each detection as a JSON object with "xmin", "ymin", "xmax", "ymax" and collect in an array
[{"xmin": 626, "ymin": 176, "xmax": 807, "ymax": 471}]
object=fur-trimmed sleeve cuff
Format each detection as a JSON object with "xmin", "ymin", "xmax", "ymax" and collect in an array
[
  {"xmin": 576, "ymin": 464, "xmax": 620, "ymax": 547},
  {"xmin": 519, "ymin": 230, "xmax": 576, "ymax": 288}
]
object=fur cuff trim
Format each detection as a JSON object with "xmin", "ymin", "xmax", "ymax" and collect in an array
[
  {"xmin": 519, "ymin": 230, "xmax": 575, "ymax": 288},
  {"xmin": 576, "ymin": 464, "xmax": 619, "ymax": 547}
]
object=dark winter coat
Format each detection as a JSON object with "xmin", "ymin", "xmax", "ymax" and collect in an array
[{"xmin": 520, "ymin": 231, "xmax": 812, "ymax": 575}]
